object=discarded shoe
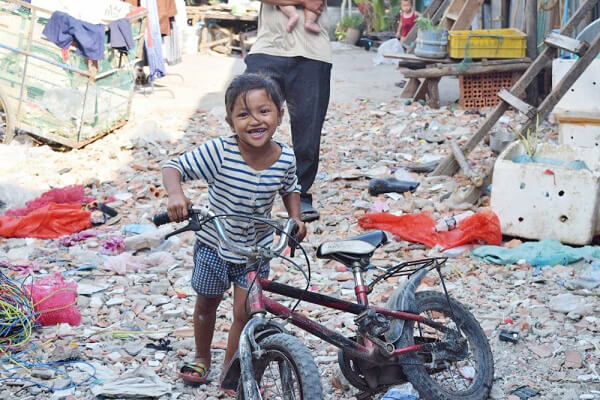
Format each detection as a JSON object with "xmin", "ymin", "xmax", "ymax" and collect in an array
[{"xmin": 368, "ymin": 178, "xmax": 419, "ymax": 196}]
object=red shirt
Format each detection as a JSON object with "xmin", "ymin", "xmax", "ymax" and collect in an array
[{"xmin": 400, "ymin": 11, "xmax": 417, "ymax": 38}]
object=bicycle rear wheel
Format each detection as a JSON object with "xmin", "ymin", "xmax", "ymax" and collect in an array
[
  {"xmin": 392, "ymin": 291, "xmax": 494, "ymax": 400},
  {"xmin": 237, "ymin": 333, "xmax": 323, "ymax": 400}
]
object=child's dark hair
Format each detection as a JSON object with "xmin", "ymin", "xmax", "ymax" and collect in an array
[{"xmin": 224, "ymin": 73, "xmax": 284, "ymax": 125}]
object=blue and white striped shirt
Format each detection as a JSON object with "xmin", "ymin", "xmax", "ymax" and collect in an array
[{"xmin": 163, "ymin": 136, "xmax": 301, "ymax": 263}]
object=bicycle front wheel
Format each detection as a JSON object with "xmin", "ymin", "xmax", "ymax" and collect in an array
[
  {"xmin": 237, "ymin": 333, "xmax": 323, "ymax": 400},
  {"xmin": 397, "ymin": 291, "xmax": 494, "ymax": 400}
]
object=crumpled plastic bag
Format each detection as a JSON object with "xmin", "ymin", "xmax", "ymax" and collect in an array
[
  {"xmin": 90, "ymin": 366, "xmax": 172, "ymax": 398},
  {"xmin": 471, "ymin": 239, "xmax": 600, "ymax": 266},
  {"xmin": 358, "ymin": 210, "xmax": 502, "ymax": 250},
  {"xmin": 25, "ymin": 273, "xmax": 81, "ymax": 326},
  {"xmin": 4, "ymin": 185, "xmax": 95, "ymax": 217},
  {"xmin": 0, "ymin": 203, "xmax": 92, "ymax": 239},
  {"xmin": 103, "ymin": 252, "xmax": 176, "ymax": 275},
  {"xmin": 374, "ymin": 38, "xmax": 404, "ymax": 66}
]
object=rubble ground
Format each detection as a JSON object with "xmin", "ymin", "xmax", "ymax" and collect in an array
[{"xmin": 1, "ymin": 49, "xmax": 599, "ymax": 400}]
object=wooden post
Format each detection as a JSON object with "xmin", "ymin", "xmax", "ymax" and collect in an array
[{"xmin": 525, "ymin": 0, "xmax": 538, "ymax": 106}]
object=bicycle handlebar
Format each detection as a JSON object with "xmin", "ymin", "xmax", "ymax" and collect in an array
[{"xmin": 153, "ymin": 205, "xmax": 298, "ymax": 259}]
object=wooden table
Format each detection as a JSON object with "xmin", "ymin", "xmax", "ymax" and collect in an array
[
  {"xmin": 385, "ymin": 52, "xmax": 531, "ymax": 109},
  {"xmin": 186, "ymin": 5, "xmax": 258, "ymax": 56}
]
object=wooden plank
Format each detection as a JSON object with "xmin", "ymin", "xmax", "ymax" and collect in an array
[
  {"xmin": 400, "ymin": 62, "xmax": 530, "ymax": 78},
  {"xmin": 432, "ymin": 0, "xmax": 600, "ymax": 177},
  {"xmin": 413, "ymin": 79, "xmax": 428, "ymax": 101},
  {"xmin": 497, "ymin": 88, "xmax": 535, "ymax": 117},
  {"xmin": 451, "ymin": 0, "xmax": 485, "ymax": 30},
  {"xmin": 399, "ymin": 78, "xmax": 421, "ymax": 98},
  {"xmin": 384, "ymin": 52, "xmax": 453, "ymax": 63},
  {"xmin": 449, "ymin": 140, "xmax": 483, "ymax": 185},
  {"xmin": 544, "ymin": 32, "xmax": 589, "ymax": 55},
  {"xmin": 426, "ymin": 78, "xmax": 441, "ymax": 109}
]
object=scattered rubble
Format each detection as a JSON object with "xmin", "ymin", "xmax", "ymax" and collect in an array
[{"xmin": 0, "ymin": 93, "xmax": 598, "ymax": 400}]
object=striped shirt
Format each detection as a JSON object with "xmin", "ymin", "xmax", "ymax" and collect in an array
[{"xmin": 163, "ymin": 136, "xmax": 300, "ymax": 263}]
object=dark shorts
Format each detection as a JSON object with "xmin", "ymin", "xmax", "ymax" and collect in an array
[{"xmin": 191, "ymin": 242, "xmax": 270, "ymax": 297}]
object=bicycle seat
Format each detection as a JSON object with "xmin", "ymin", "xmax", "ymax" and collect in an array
[{"xmin": 316, "ymin": 231, "xmax": 388, "ymax": 264}]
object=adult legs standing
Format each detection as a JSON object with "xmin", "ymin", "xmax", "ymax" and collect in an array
[{"xmin": 245, "ymin": 54, "xmax": 331, "ymax": 221}]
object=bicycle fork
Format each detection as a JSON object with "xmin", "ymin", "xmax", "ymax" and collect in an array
[{"xmin": 239, "ymin": 317, "xmax": 263, "ymax": 399}]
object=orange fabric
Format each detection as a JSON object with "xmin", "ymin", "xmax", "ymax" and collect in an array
[
  {"xmin": 358, "ymin": 210, "xmax": 502, "ymax": 250},
  {"xmin": 0, "ymin": 203, "xmax": 92, "ymax": 239}
]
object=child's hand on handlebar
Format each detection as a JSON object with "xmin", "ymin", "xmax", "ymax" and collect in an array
[
  {"xmin": 293, "ymin": 219, "xmax": 307, "ymax": 242},
  {"xmin": 167, "ymin": 193, "xmax": 191, "ymax": 223}
]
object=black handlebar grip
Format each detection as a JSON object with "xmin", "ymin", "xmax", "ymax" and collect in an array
[
  {"xmin": 288, "ymin": 220, "xmax": 299, "ymax": 258},
  {"xmin": 153, "ymin": 212, "xmax": 171, "ymax": 226}
]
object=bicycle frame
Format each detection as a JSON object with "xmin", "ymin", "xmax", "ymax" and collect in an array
[{"xmin": 246, "ymin": 267, "xmax": 447, "ymax": 362}]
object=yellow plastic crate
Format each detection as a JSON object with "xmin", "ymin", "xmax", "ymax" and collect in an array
[{"xmin": 448, "ymin": 28, "xmax": 526, "ymax": 59}]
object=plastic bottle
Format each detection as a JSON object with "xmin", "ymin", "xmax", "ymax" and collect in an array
[{"xmin": 434, "ymin": 211, "xmax": 474, "ymax": 232}]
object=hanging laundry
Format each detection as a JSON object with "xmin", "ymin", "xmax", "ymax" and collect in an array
[
  {"xmin": 109, "ymin": 18, "xmax": 135, "ymax": 51},
  {"xmin": 42, "ymin": 11, "xmax": 106, "ymax": 61},
  {"xmin": 140, "ymin": 0, "xmax": 166, "ymax": 81}
]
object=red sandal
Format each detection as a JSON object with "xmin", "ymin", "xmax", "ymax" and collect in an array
[{"xmin": 178, "ymin": 361, "xmax": 209, "ymax": 386}]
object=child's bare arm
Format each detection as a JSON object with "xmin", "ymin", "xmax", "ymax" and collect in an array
[
  {"xmin": 282, "ymin": 192, "xmax": 306, "ymax": 242},
  {"xmin": 163, "ymin": 167, "xmax": 190, "ymax": 222}
]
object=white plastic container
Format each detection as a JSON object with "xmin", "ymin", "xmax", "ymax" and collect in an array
[
  {"xmin": 491, "ymin": 141, "xmax": 600, "ymax": 245},
  {"xmin": 552, "ymin": 59, "xmax": 600, "ymax": 121},
  {"xmin": 559, "ymin": 122, "xmax": 600, "ymax": 148}
]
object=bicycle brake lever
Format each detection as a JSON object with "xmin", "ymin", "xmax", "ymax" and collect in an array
[{"xmin": 164, "ymin": 209, "xmax": 204, "ymax": 240}]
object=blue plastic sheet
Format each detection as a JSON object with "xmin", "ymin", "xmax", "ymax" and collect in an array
[
  {"xmin": 512, "ymin": 155, "xmax": 590, "ymax": 171},
  {"xmin": 471, "ymin": 239, "xmax": 600, "ymax": 266}
]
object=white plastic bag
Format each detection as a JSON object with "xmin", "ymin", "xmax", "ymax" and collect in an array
[{"xmin": 373, "ymin": 38, "xmax": 404, "ymax": 66}]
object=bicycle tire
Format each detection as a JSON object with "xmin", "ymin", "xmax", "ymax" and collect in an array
[
  {"xmin": 394, "ymin": 291, "xmax": 494, "ymax": 400},
  {"xmin": 237, "ymin": 333, "xmax": 323, "ymax": 400}
]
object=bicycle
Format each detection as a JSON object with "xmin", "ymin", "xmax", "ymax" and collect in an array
[{"xmin": 153, "ymin": 205, "xmax": 494, "ymax": 399}]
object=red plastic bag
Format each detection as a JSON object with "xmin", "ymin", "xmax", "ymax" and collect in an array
[
  {"xmin": 358, "ymin": 210, "xmax": 502, "ymax": 250},
  {"xmin": 25, "ymin": 273, "xmax": 81, "ymax": 326},
  {"xmin": 0, "ymin": 203, "xmax": 91, "ymax": 239},
  {"xmin": 4, "ymin": 185, "xmax": 95, "ymax": 217}
]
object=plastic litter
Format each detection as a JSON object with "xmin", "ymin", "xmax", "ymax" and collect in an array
[
  {"xmin": 103, "ymin": 252, "xmax": 176, "ymax": 275},
  {"xmin": 0, "ymin": 203, "xmax": 92, "ymax": 239},
  {"xmin": 374, "ymin": 38, "xmax": 404, "ymax": 65},
  {"xmin": 26, "ymin": 273, "xmax": 81, "ymax": 327},
  {"xmin": 4, "ymin": 185, "xmax": 95, "ymax": 217},
  {"xmin": 368, "ymin": 178, "xmax": 420, "ymax": 196},
  {"xmin": 358, "ymin": 210, "xmax": 502, "ymax": 250},
  {"xmin": 435, "ymin": 211, "xmax": 475, "ymax": 232},
  {"xmin": 471, "ymin": 239, "xmax": 600, "ymax": 266},
  {"xmin": 382, "ymin": 387, "xmax": 418, "ymax": 399},
  {"xmin": 100, "ymin": 236, "xmax": 126, "ymax": 255},
  {"xmin": 90, "ymin": 366, "xmax": 171, "ymax": 398},
  {"xmin": 512, "ymin": 154, "xmax": 590, "ymax": 171},
  {"xmin": 567, "ymin": 261, "xmax": 600, "ymax": 289}
]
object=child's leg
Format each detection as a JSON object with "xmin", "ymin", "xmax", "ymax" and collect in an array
[
  {"xmin": 193, "ymin": 294, "xmax": 223, "ymax": 365},
  {"xmin": 223, "ymin": 284, "xmax": 251, "ymax": 367},
  {"xmin": 279, "ymin": 5, "xmax": 300, "ymax": 32},
  {"xmin": 304, "ymin": 9, "xmax": 321, "ymax": 34}
]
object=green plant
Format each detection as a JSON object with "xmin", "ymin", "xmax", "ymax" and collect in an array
[
  {"xmin": 415, "ymin": 16, "xmax": 443, "ymax": 31},
  {"xmin": 355, "ymin": 0, "xmax": 399, "ymax": 32},
  {"xmin": 335, "ymin": 15, "xmax": 363, "ymax": 40},
  {"xmin": 514, "ymin": 116, "xmax": 539, "ymax": 158}
]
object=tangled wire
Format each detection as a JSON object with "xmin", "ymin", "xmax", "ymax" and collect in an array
[{"xmin": 0, "ymin": 270, "xmax": 35, "ymax": 356}]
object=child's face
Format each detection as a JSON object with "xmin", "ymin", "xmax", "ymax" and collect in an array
[
  {"xmin": 229, "ymin": 88, "xmax": 283, "ymax": 150},
  {"xmin": 401, "ymin": 0, "xmax": 413, "ymax": 13}
]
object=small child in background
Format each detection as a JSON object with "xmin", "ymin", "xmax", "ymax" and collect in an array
[
  {"xmin": 279, "ymin": 5, "xmax": 321, "ymax": 34},
  {"xmin": 396, "ymin": 0, "xmax": 420, "ymax": 44}
]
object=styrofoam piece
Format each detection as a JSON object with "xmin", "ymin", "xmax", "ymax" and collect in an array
[
  {"xmin": 552, "ymin": 59, "xmax": 600, "ymax": 120},
  {"xmin": 559, "ymin": 121, "xmax": 600, "ymax": 148},
  {"xmin": 491, "ymin": 141, "xmax": 600, "ymax": 245}
]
